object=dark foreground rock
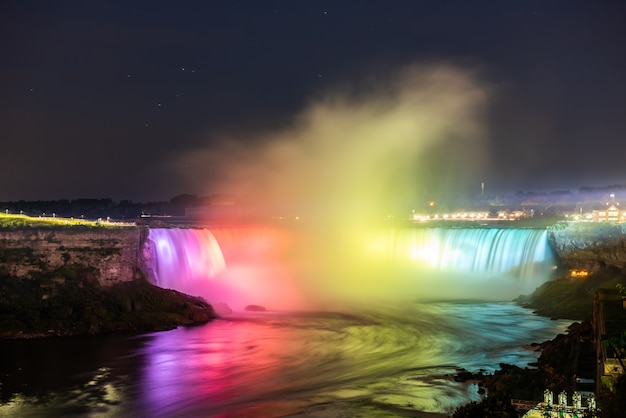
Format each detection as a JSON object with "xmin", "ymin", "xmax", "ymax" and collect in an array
[{"xmin": 0, "ymin": 266, "xmax": 215, "ymax": 338}]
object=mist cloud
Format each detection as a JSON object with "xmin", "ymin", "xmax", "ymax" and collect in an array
[{"xmin": 176, "ymin": 64, "xmax": 491, "ymax": 222}]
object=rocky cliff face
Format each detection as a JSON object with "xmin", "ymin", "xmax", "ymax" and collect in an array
[
  {"xmin": 0, "ymin": 227, "xmax": 146, "ymax": 286},
  {"xmin": 548, "ymin": 222, "xmax": 626, "ymax": 272}
]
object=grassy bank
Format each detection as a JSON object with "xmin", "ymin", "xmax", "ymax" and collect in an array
[
  {"xmin": 516, "ymin": 266, "xmax": 626, "ymax": 320},
  {"xmin": 0, "ymin": 213, "xmax": 134, "ymax": 228}
]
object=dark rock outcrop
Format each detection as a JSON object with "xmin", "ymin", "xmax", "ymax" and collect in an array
[{"xmin": 0, "ymin": 270, "xmax": 215, "ymax": 339}]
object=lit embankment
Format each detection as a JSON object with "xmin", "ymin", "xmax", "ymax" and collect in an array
[{"xmin": 0, "ymin": 212, "xmax": 135, "ymax": 228}]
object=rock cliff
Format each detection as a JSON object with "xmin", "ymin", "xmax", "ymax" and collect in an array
[
  {"xmin": 0, "ymin": 226, "xmax": 146, "ymax": 286},
  {"xmin": 0, "ymin": 226, "xmax": 216, "ymax": 338},
  {"xmin": 548, "ymin": 222, "xmax": 626, "ymax": 273}
]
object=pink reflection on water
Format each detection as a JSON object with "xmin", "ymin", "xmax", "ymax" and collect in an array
[{"xmin": 139, "ymin": 316, "xmax": 307, "ymax": 417}]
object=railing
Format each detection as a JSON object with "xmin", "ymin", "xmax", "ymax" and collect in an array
[{"xmin": 517, "ymin": 390, "xmax": 598, "ymax": 418}]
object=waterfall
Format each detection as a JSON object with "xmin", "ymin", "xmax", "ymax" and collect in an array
[
  {"xmin": 381, "ymin": 228, "xmax": 553, "ymax": 280},
  {"xmin": 147, "ymin": 228, "xmax": 226, "ymax": 289},
  {"xmin": 145, "ymin": 227, "xmax": 556, "ymax": 310}
]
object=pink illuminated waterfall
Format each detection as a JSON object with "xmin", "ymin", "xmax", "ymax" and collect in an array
[
  {"xmin": 146, "ymin": 227, "xmax": 309, "ymax": 311},
  {"xmin": 148, "ymin": 228, "xmax": 226, "ymax": 289}
]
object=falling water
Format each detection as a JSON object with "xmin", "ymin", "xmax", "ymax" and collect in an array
[
  {"xmin": 148, "ymin": 228, "xmax": 226, "ymax": 289},
  {"xmin": 145, "ymin": 226, "xmax": 555, "ymax": 311},
  {"xmin": 380, "ymin": 227, "xmax": 553, "ymax": 279}
]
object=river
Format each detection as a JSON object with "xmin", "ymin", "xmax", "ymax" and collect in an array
[{"xmin": 0, "ymin": 301, "xmax": 569, "ymax": 417}]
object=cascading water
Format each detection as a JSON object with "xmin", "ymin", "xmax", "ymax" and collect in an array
[
  {"xmin": 146, "ymin": 226, "xmax": 556, "ymax": 311},
  {"xmin": 148, "ymin": 228, "xmax": 226, "ymax": 289},
  {"xmin": 380, "ymin": 227, "xmax": 553, "ymax": 279}
]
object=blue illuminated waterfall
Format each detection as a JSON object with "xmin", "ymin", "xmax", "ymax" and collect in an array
[{"xmin": 382, "ymin": 227, "xmax": 554, "ymax": 279}]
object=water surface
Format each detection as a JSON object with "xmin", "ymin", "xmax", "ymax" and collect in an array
[{"xmin": 0, "ymin": 301, "xmax": 569, "ymax": 417}]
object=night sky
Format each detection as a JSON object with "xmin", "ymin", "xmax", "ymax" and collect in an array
[{"xmin": 1, "ymin": 1, "xmax": 625, "ymax": 204}]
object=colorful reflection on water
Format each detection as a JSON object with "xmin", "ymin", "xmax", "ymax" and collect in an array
[{"xmin": 0, "ymin": 302, "xmax": 570, "ymax": 417}]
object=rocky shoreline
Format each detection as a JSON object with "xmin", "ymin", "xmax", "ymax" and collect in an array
[
  {"xmin": 452, "ymin": 266, "xmax": 626, "ymax": 417},
  {"xmin": 450, "ymin": 321, "xmax": 594, "ymax": 417},
  {"xmin": 0, "ymin": 266, "xmax": 215, "ymax": 339}
]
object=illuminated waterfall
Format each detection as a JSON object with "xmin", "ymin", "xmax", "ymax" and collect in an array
[
  {"xmin": 148, "ymin": 228, "xmax": 226, "ymax": 289},
  {"xmin": 146, "ymin": 227, "xmax": 555, "ymax": 310},
  {"xmin": 379, "ymin": 228, "xmax": 553, "ymax": 280}
]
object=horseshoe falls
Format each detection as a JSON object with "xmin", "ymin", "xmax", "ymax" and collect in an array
[{"xmin": 145, "ymin": 226, "xmax": 556, "ymax": 311}]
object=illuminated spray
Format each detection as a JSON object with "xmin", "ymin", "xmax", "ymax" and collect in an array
[
  {"xmin": 176, "ymin": 64, "xmax": 490, "ymax": 219},
  {"xmin": 150, "ymin": 65, "xmax": 556, "ymax": 311}
]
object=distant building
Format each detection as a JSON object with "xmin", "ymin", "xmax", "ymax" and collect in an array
[
  {"xmin": 591, "ymin": 193, "xmax": 626, "ymax": 222},
  {"xmin": 592, "ymin": 204, "xmax": 625, "ymax": 222}
]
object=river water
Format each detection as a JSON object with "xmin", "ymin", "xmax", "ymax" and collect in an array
[{"xmin": 0, "ymin": 301, "xmax": 569, "ymax": 417}]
